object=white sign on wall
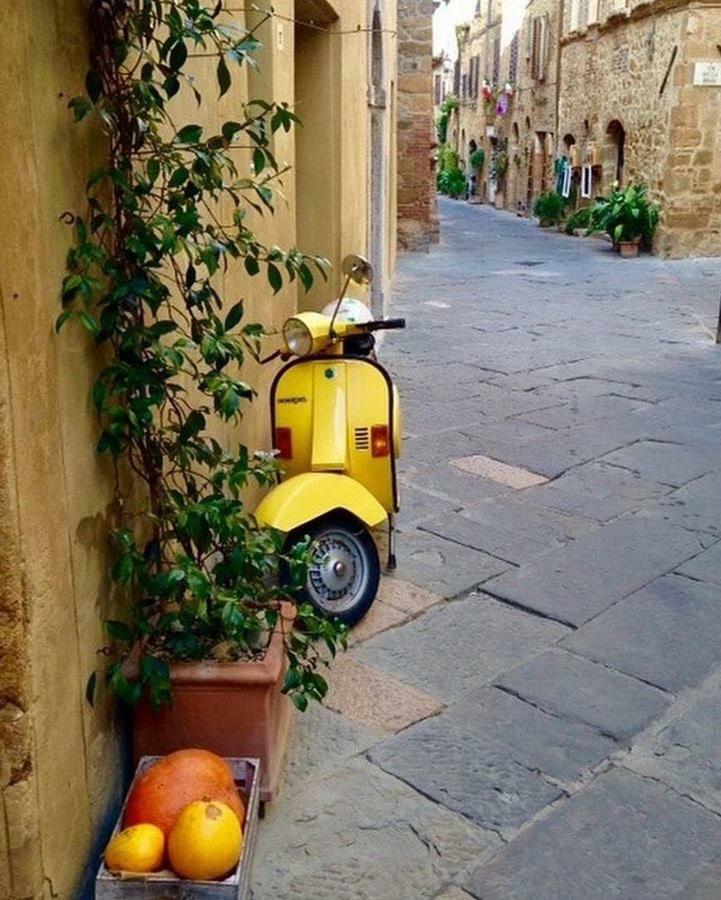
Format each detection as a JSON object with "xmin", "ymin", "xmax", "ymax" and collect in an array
[{"xmin": 693, "ymin": 61, "xmax": 721, "ymax": 86}]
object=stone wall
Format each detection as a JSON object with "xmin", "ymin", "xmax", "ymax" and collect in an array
[
  {"xmin": 505, "ymin": 0, "xmax": 562, "ymax": 214},
  {"xmin": 397, "ymin": 0, "xmax": 439, "ymax": 249},
  {"xmin": 559, "ymin": 0, "xmax": 721, "ymax": 257}
]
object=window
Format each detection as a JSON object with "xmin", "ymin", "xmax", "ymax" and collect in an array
[
  {"xmin": 509, "ymin": 32, "xmax": 519, "ymax": 83},
  {"xmin": 530, "ymin": 15, "xmax": 550, "ymax": 81},
  {"xmin": 434, "ymin": 73, "xmax": 442, "ymax": 105},
  {"xmin": 493, "ymin": 35, "xmax": 501, "ymax": 84},
  {"xmin": 462, "ymin": 72, "xmax": 469, "ymax": 99}
]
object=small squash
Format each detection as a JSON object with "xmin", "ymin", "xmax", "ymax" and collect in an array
[
  {"xmin": 105, "ymin": 824, "xmax": 165, "ymax": 873},
  {"xmin": 168, "ymin": 801, "xmax": 242, "ymax": 880}
]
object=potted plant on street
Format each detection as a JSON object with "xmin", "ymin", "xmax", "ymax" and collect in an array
[
  {"xmin": 58, "ymin": 0, "xmax": 346, "ymax": 801},
  {"xmin": 589, "ymin": 184, "xmax": 660, "ymax": 257},
  {"xmin": 468, "ymin": 148, "xmax": 485, "ymax": 202},
  {"xmin": 533, "ymin": 191, "xmax": 566, "ymax": 228}
]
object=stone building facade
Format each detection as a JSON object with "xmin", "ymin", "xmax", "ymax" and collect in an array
[
  {"xmin": 559, "ymin": 0, "xmax": 721, "ymax": 256},
  {"xmin": 505, "ymin": 0, "xmax": 562, "ymax": 214},
  {"xmin": 397, "ymin": 0, "xmax": 440, "ymax": 249},
  {"xmin": 444, "ymin": 0, "xmax": 721, "ymax": 257},
  {"xmin": 0, "ymin": 1, "xmax": 398, "ymax": 896}
]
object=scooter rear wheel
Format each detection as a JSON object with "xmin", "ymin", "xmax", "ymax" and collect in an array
[{"xmin": 284, "ymin": 513, "xmax": 380, "ymax": 627}]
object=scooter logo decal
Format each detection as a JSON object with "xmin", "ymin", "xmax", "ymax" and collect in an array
[{"xmin": 278, "ymin": 396, "xmax": 308, "ymax": 404}]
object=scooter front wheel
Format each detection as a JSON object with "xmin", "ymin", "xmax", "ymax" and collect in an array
[{"xmin": 284, "ymin": 513, "xmax": 380, "ymax": 627}]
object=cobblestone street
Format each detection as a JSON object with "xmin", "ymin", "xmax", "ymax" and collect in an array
[{"xmin": 252, "ymin": 198, "xmax": 721, "ymax": 899}]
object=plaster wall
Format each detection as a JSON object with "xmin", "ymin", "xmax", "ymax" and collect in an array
[{"xmin": 0, "ymin": 0, "xmax": 397, "ymax": 895}]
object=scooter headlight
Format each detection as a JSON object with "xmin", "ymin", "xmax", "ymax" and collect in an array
[{"xmin": 283, "ymin": 318, "xmax": 314, "ymax": 357}]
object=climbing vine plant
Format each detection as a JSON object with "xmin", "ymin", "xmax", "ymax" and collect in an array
[{"xmin": 59, "ymin": 0, "xmax": 345, "ymax": 711}]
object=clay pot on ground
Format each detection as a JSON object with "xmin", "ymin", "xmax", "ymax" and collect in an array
[
  {"xmin": 132, "ymin": 611, "xmax": 293, "ymax": 803},
  {"xmin": 619, "ymin": 239, "xmax": 640, "ymax": 258}
]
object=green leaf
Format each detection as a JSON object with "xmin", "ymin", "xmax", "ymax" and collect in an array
[
  {"xmin": 69, "ymin": 97, "xmax": 92, "ymax": 122},
  {"xmin": 85, "ymin": 671, "xmax": 97, "ymax": 708},
  {"xmin": 176, "ymin": 124, "xmax": 203, "ymax": 144},
  {"xmin": 267, "ymin": 263, "xmax": 282, "ymax": 294},
  {"xmin": 222, "ymin": 121, "xmax": 243, "ymax": 142},
  {"xmin": 253, "ymin": 148, "xmax": 265, "ymax": 174},
  {"xmin": 109, "ymin": 665, "xmax": 142, "ymax": 707},
  {"xmin": 106, "ymin": 620, "xmax": 134, "ymax": 642},
  {"xmin": 169, "ymin": 40, "xmax": 188, "ymax": 72},
  {"xmin": 291, "ymin": 693, "xmax": 308, "ymax": 712},
  {"xmin": 85, "ymin": 68, "xmax": 103, "ymax": 103},
  {"xmin": 55, "ymin": 309, "xmax": 72, "ymax": 333},
  {"xmin": 78, "ymin": 312, "xmax": 100, "ymax": 337},
  {"xmin": 225, "ymin": 300, "xmax": 244, "ymax": 330},
  {"xmin": 169, "ymin": 167, "xmax": 189, "ymax": 188},
  {"xmin": 244, "ymin": 255, "xmax": 260, "ymax": 277},
  {"xmin": 217, "ymin": 56, "xmax": 231, "ymax": 97}
]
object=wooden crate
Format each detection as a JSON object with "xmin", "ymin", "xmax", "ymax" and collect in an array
[{"xmin": 96, "ymin": 756, "xmax": 260, "ymax": 899}]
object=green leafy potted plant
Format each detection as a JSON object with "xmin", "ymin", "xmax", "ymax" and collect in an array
[
  {"xmin": 58, "ymin": 0, "xmax": 346, "ymax": 801},
  {"xmin": 564, "ymin": 206, "xmax": 592, "ymax": 236},
  {"xmin": 590, "ymin": 184, "xmax": 660, "ymax": 257},
  {"xmin": 533, "ymin": 191, "xmax": 566, "ymax": 228}
]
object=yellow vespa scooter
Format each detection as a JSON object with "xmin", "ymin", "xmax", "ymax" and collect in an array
[{"xmin": 255, "ymin": 255, "xmax": 405, "ymax": 625}]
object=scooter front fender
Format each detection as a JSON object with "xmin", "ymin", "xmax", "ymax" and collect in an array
[{"xmin": 255, "ymin": 473, "xmax": 387, "ymax": 534}]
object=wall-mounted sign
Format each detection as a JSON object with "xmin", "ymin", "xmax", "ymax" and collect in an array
[
  {"xmin": 486, "ymin": 125, "xmax": 496, "ymax": 138},
  {"xmin": 693, "ymin": 61, "xmax": 721, "ymax": 86}
]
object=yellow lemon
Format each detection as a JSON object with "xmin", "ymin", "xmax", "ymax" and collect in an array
[
  {"xmin": 168, "ymin": 800, "xmax": 242, "ymax": 880},
  {"xmin": 104, "ymin": 823, "xmax": 165, "ymax": 873}
]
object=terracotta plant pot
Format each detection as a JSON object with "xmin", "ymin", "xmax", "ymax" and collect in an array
[
  {"xmin": 619, "ymin": 240, "xmax": 640, "ymax": 258},
  {"xmin": 132, "ymin": 616, "xmax": 293, "ymax": 803}
]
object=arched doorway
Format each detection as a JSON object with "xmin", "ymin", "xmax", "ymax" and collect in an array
[
  {"xmin": 369, "ymin": 2, "xmax": 386, "ymax": 316},
  {"xmin": 606, "ymin": 119, "xmax": 625, "ymax": 187}
]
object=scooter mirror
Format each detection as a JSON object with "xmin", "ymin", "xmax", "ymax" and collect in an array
[{"xmin": 341, "ymin": 254, "xmax": 373, "ymax": 285}]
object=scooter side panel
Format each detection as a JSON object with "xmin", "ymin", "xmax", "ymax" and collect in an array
[
  {"xmin": 273, "ymin": 364, "xmax": 314, "ymax": 478},
  {"xmin": 345, "ymin": 360, "xmax": 395, "ymax": 513}
]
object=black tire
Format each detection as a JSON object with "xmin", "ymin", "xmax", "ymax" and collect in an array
[{"xmin": 283, "ymin": 513, "xmax": 380, "ymax": 627}]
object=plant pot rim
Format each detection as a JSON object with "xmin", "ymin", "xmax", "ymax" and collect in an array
[
  {"xmin": 168, "ymin": 624, "xmax": 285, "ymax": 687},
  {"xmin": 127, "ymin": 601, "xmax": 295, "ymax": 688}
]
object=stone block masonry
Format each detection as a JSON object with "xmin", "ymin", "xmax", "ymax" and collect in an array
[{"xmin": 397, "ymin": 0, "xmax": 439, "ymax": 250}]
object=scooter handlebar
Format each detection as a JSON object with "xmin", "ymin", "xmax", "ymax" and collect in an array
[{"xmin": 363, "ymin": 318, "xmax": 406, "ymax": 331}]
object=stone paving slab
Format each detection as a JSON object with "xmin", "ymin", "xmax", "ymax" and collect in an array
[
  {"xmin": 449, "ymin": 454, "xmax": 548, "ymax": 488},
  {"xmin": 484, "ymin": 515, "xmax": 710, "ymax": 626},
  {"xmin": 251, "ymin": 758, "xmax": 500, "ymax": 900},
  {"xmin": 376, "ymin": 576, "xmax": 441, "ymax": 616},
  {"xmin": 515, "ymin": 393, "xmax": 648, "ymax": 431},
  {"xmin": 394, "ymin": 528, "xmax": 512, "ymax": 597},
  {"xmin": 518, "ymin": 460, "xmax": 672, "ymax": 522},
  {"xmin": 280, "ymin": 704, "xmax": 379, "ymax": 794},
  {"xmin": 599, "ymin": 439, "xmax": 713, "ymax": 488},
  {"xmin": 355, "ymin": 593, "xmax": 568, "ymax": 703},
  {"xmin": 325, "ymin": 656, "xmax": 442, "ymax": 734},
  {"xmin": 624, "ymin": 679, "xmax": 721, "ymax": 815},
  {"xmin": 422, "ymin": 498, "xmax": 596, "ymax": 565},
  {"xmin": 346, "ymin": 598, "xmax": 409, "ymax": 647},
  {"xmin": 675, "ymin": 541, "xmax": 721, "ymax": 585},
  {"xmin": 403, "ymin": 464, "xmax": 511, "ymax": 505},
  {"xmin": 563, "ymin": 574, "xmax": 721, "ymax": 692},
  {"xmin": 637, "ymin": 471, "xmax": 721, "ymax": 537},
  {"xmin": 394, "ymin": 483, "xmax": 458, "ymax": 532},
  {"xmin": 464, "ymin": 766, "xmax": 721, "ymax": 900},
  {"xmin": 496, "ymin": 648, "xmax": 670, "ymax": 742},
  {"xmin": 370, "ymin": 688, "xmax": 615, "ymax": 831}
]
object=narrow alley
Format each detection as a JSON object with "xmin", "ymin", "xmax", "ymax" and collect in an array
[{"xmin": 253, "ymin": 198, "xmax": 721, "ymax": 899}]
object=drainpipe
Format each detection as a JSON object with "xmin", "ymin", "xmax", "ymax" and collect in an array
[{"xmin": 555, "ymin": 0, "xmax": 564, "ymax": 159}]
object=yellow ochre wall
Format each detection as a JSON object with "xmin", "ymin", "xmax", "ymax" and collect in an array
[{"xmin": 0, "ymin": 1, "xmax": 397, "ymax": 896}]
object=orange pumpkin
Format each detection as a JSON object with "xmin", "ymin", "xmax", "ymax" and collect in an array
[{"xmin": 123, "ymin": 749, "xmax": 245, "ymax": 837}]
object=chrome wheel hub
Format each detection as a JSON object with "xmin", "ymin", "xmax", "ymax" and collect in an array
[{"xmin": 307, "ymin": 529, "xmax": 369, "ymax": 613}]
